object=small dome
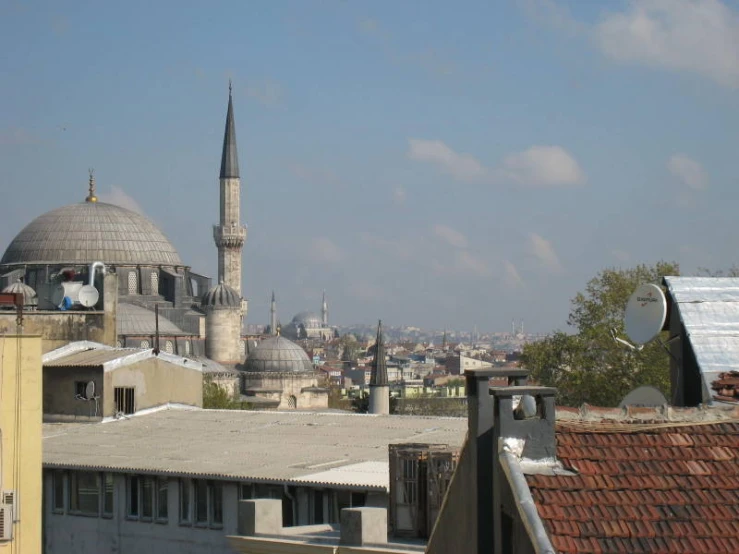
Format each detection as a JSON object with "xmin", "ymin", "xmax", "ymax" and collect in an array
[
  {"xmin": 291, "ymin": 311, "xmax": 323, "ymax": 330},
  {"xmin": 243, "ymin": 336, "xmax": 314, "ymax": 373},
  {"xmin": 2, "ymin": 280, "xmax": 37, "ymax": 305},
  {"xmin": 201, "ymin": 282, "xmax": 240, "ymax": 309}
]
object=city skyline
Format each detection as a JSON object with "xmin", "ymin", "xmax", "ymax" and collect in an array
[{"xmin": 2, "ymin": 1, "xmax": 738, "ymax": 332}]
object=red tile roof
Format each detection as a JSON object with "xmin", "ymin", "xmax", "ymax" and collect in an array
[{"xmin": 526, "ymin": 420, "xmax": 739, "ymax": 554}]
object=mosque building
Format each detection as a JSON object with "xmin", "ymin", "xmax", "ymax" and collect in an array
[{"xmin": 0, "ymin": 84, "xmax": 328, "ymax": 409}]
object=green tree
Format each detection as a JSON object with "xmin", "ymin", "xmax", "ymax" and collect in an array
[
  {"xmin": 521, "ymin": 262, "xmax": 679, "ymax": 407},
  {"xmin": 338, "ymin": 334, "xmax": 361, "ymax": 362},
  {"xmin": 202, "ymin": 377, "xmax": 242, "ymax": 409}
]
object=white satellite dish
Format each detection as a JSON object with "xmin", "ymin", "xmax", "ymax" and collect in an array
[
  {"xmin": 50, "ymin": 285, "xmax": 66, "ymax": 307},
  {"xmin": 85, "ymin": 381, "xmax": 95, "ymax": 399},
  {"xmin": 78, "ymin": 285, "xmax": 99, "ymax": 308},
  {"xmin": 624, "ymin": 284, "xmax": 667, "ymax": 345},
  {"xmin": 619, "ymin": 385, "xmax": 667, "ymax": 408}
]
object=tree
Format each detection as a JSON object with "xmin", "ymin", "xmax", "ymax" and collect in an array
[
  {"xmin": 521, "ymin": 262, "xmax": 679, "ymax": 407},
  {"xmin": 202, "ymin": 377, "xmax": 245, "ymax": 410},
  {"xmin": 338, "ymin": 334, "xmax": 361, "ymax": 362}
]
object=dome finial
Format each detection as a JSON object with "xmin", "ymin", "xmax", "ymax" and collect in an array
[{"xmin": 86, "ymin": 168, "xmax": 97, "ymax": 203}]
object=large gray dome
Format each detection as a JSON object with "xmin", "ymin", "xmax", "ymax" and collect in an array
[
  {"xmin": 0, "ymin": 201, "xmax": 182, "ymax": 267},
  {"xmin": 291, "ymin": 311, "xmax": 322, "ymax": 330},
  {"xmin": 243, "ymin": 336, "xmax": 314, "ymax": 373}
]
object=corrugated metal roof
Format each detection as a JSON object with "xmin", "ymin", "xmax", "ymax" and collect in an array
[
  {"xmin": 44, "ymin": 348, "xmax": 142, "ymax": 367},
  {"xmin": 664, "ymin": 277, "xmax": 739, "ymax": 404},
  {"xmin": 43, "ymin": 410, "xmax": 467, "ymax": 490}
]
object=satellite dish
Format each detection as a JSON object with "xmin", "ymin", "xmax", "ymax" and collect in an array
[
  {"xmin": 50, "ymin": 285, "xmax": 66, "ymax": 308},
  {"xmin": 619, "ymin": 385, "xmax": 668, "ymax": 408},
  {"xmin": 78, "ymin": 285, "xmax": 99, "ymax": 308},
  {"xmin": 624, "ymin": 284, "xmax": 667, "ymax": 345},
  {"xmin": 85, "ymin": 381, "xmax": 95, "ymax": 399}
]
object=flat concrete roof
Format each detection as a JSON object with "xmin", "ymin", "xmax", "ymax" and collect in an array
[{"xmin": 43, "ymin": 409, "xmax": 467, "ymax": 491}]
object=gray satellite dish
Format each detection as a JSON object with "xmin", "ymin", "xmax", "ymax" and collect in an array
[
  {"xmin": 78, "ymin": 285, "xmax": 99, "ymax": 308},
  {"xmin": 624, "ymin": 284, "xmax": 667, "ymax": 345},
  {"xmin": 85, "ymin": 381, "xmax": 95, "ymax": 399},
  {"xmin": 619, "ymin": 385, "xmax": 668, "ymax": 408},
  {"xmin": 50, "ymin": 285, "xmax": 66, "ymax": 307}
]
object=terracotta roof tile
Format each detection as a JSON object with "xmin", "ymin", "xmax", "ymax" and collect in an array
[{"xmin": 525, "ymin": 420, "xmax": 739, "ymax": 553}]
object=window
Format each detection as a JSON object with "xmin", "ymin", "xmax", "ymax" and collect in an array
[
  {"xmin": 140, "ymin": 340, "xmax": 150, "ymax": 349},
  {"xmin": 288, "ymin": 395, "xmax": 297, "ymax": 409},
  {"xmin": 164, "ymin": 340, "xmax": 174, "ymax": 354},
  {"xmin": 150, "ymin": 272, "xmax": 159, "ymax": 295},
  {"xmin": 52, "ymin": 471, "xmax": 65, "ymax": 513},
  {"xmin": 128, "ymin": 476, "xmax": 168, "ymax": 523},
  {"xmin": 69, "ymin": 471, "xmax": 100, "ymax": 516},
  {"xmin": 127, "ymin": 271, "xmax": 138, "ymax": 295},
  {"xmin": 180, "ymin": 479, "xmax": 191, "ymax": 523},
  {"xmin": 185, "ymin": 340, "xmax": 191, "ymax": 355},
  {"xmin": 103, "ymin": 473, "xmax": 114, "ymax": 517},
  {"xmin": 75, "ymin": 381, "xmax": 87, "ymax": 398},
  {"xmin": 115, "ymin": 387, "xmax": 135, "ymax": 415},
  {"xmin": 181, "ymin": 479, "xmax": 223, "ymax": 529}
]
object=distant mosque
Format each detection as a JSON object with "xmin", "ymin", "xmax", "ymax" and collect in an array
[
  {"xmin": 0, "ymin": 83, "xmax": 328, "ymax": 410},
  {"xmin": 269, "ymin": 291, "xmax": 335, "ymax": 342}
]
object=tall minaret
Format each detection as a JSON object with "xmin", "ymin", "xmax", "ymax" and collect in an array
[
  {"xmin": 270, "ymin": 291, "xmax": 277, "ymax": 335},
  {"xmin": 321, "ymin": 290, "xmax": 328, "ymax": 326},
  {"xmin": 213, "ymin": 82, "xmax": 247, "ymax": 314},
  {"xmin": 368, "ymin": 319, "xmax": 389, "ymax": 415}
]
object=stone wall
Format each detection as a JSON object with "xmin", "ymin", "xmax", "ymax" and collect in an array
[{"xmin": 0, "ymin": 311, "xmax": 114, "ymax": 354}]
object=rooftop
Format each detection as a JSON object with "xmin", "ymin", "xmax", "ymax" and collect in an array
[
  {"xmin": 43, "ymin": 409, "xmax": 467, "ymax": 491},
  {"xmin": 523, "ymin": 408, "xmax": 739, "ymax": 553}
]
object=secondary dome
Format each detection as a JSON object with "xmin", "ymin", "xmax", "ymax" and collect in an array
[
  {"xmin": 201, "ymin": 282, "xmax": 240, "ymax": 309},
  {"xmin": 0, "ymin": 201, "xmax": 182, "ymax": 267},
  {"xmin": 291, "ymin": 311, "xmax": 323, "ymax": 330},
  {"xmin": 2, "ymin": 280, "xmax": 37, "ymax": 306},
  {"xmin": 243, "ymin": 336, "xmax": 314, "ymax": 373}
]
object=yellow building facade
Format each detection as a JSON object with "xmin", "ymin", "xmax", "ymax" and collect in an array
[{"xmin": 0, "ymin": 334, "xmax": 42, "ymax": 554}]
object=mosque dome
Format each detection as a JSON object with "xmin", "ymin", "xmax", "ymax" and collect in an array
[
  {"xmin": 291, "ymin": 311, "xmax": 323, "ymax": 330},
  {"xmin": 201, "ymin": 282, "xmax": 240, "ymax": 309},
  {"xmin": 0, "ymin": 201, "xmax": 182, "ymax": 268},
  {"xmin": 2, "ymin": 280, "xmax": 37, "ymax": 306},
  {"xmin": 243, "ymin": 336, "xmax": 314, "ymax": 373}
]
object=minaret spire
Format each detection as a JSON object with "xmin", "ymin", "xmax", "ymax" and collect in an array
[
  {"xmin": 213, "ymin": 82, "xmax": 247, "ymax": 314},
  {"xmin": 220, "ymin": 82, "xmax": 240, "ymax": 179},
  {"xmin": 370, "ymin": 320, "xmax": 388, "ymax": 386},
  {"xmin": 321, "ymin": 290, "xmax": 328, "ymax": 326},
  {"xmin": 85, "ymin": 168, "xmax": 97, "ymax": 203},
  {"xmin": 270, "ymin": 291, "xmax": 277, "ymax": 335}
]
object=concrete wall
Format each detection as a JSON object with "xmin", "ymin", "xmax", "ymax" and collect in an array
[
  {"xmin": 0, "ymin": 335, "xmax": 43, "ymax": 553},
  {"xmin": 44, "ymin": 367, "xmax": 104, "ymax": 421},
  {"xmin": 43, "ymin": 474, "xmax": 240, "ymax": 554},
  {"xmin": 103, "ymin": 358, "xmax": 203, "ymax": 416},
  {"xmin": 0, "ymin": 312, "xmax": 114, "ymax": 354}
]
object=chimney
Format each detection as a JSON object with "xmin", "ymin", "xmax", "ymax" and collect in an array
[{"xmin": 465, "ymin": 369, "xmax": 556, "ymax": 554}]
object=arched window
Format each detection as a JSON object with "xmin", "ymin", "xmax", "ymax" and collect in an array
[
  {"xmin": 150, "ymin": 272, "xmax": 159, "ymax": 295},
  {"xmin": 288, "ymin": 395, "xmax": 297, "ymax": 409},
  {"xmin": 140, "ymin": 340, "xmax": 150, "ymax": 349},
  {"xmin": 128, "ymin": 271, "xmax": 138, "ymax": 295},
  {"xmin": 164, "ymin": 340, "xmax": 174, "ymax": 354},
  {"xmin": 184, "ymin": 341, "xmax": 191, "ymax": 355},
  {"xmin": 240, "ymin": 341, "xmax": 246, "ymax": 356}
]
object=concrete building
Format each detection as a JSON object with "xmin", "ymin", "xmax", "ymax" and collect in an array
[
  {"xmin": 42, "ymin": 409, "xmax": 466, "ymax": 554},
  {"xmin": 0, "ymin": 327, "xmax": 43, "ymax": 552},
  {"xmin": 42, "ymin": 341, "xmax": 203, "ymax": 422}
]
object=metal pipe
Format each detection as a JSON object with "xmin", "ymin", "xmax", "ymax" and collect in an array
[{"xmin": 89, "ymin": 261, "xmax": 106, "ymax": 286}]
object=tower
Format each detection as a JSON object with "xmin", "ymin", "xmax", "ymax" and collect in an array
[
  {"xmin": 369, "ymin": 319, "xmax": 389, "ymax": 415},
  {"xmin": 270, "ymin": 291, "xmax": 277, "ymax": 335},
  {"xmin": 213, "ymin": 82, "xmax": 247, "ymax": 313},
  {"xmin": 321, "ymin": 290, "xmax": 328, "ymax": 326}
]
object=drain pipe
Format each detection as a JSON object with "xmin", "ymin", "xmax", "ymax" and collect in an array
[
  {"xmin": 89, "ymin": 261, "xmax": 106, "ymax": 285},
  {"xmin": 283, "ymin": 485, "xmax": 297, "ymax": 525}
]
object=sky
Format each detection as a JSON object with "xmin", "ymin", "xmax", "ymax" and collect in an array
[{"xmin": 2, "ymin": 0, "xmax": 739, "ymax": 333}]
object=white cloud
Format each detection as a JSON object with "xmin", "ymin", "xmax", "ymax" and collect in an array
[
  {"xmin": 500, "ymin": 145, "xmax": 585, "ymax": 186},
  {"xmin": 408, "ymin": 139, "xmax": 488, "ymax": 182},
  {"xmin": 98, "ymin": 185, "xmax": 144, "ymax": 215},
  {"xmin": 529, "ymin": 233, "xmax": 563, "ymax": 273},
  {"xmin": 503, "ymin": 260, "xmax": 524, "ymax": 288},
  {"xmin": 455, "ymin": 250, "xmax": 492, "ymax": 277},
  {"xmin": 309, "ymin": 237, "xmax": 342, "ymax": 264},
  {"xmin": 407, "ymin": 139, "xmax": 585, "ymax": 186},
  {"xmin": 433, "ymin": 224, "xmax": 468, "ymax": 249},
  {"xmin": 667, "ymin": 154, "xmax": 709, "ymax": 190},
  {"xmin": 525, "ymin": 0, "xmax": 739, "ymax": 88}
]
